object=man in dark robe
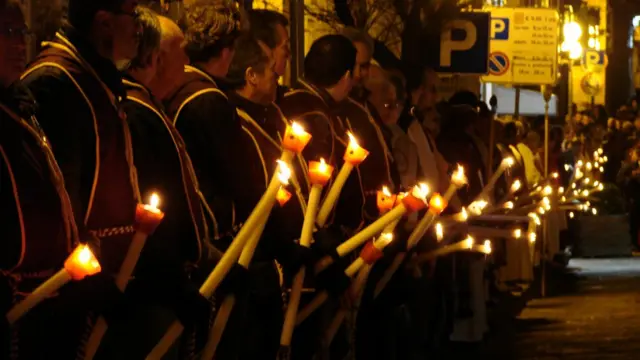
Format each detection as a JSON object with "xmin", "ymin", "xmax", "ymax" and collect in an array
[{"xmin": 4, "ymin": 1, "xmax": 126, "ymax": 358}]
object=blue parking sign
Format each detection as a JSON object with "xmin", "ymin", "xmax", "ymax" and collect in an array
[
  {"xmin": 435, "ymin": 12, "xmax": 491, "ymax": 75},
  {"xmin": 491, "ymin": 17, "xmax": 510, "ymax": 40}
]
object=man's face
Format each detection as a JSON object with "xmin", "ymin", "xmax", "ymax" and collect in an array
[
  {"xmin": 273, "ymin": 23, "xmax": 290, "ymax": 77},
  {"xmin": 254, "ymin": 45, "xmax": 278, "ymax": 104},
  {"xmin": 0, "ymin": 7, "xmax": 27, "ymax": 87},
  {"xmin": 370, "ymin": 83, "xmax": 402, "ymax": 125},
  {"xmin": 108, "ymin": 0, "xmax": 141, "ymax": 63},
  {"xmin": 157, "ymin": 30, "xmax": 188, "ymax": 99},
  {"xmin": 353, "ymin": 41, "xmax": 371, "ymax": 85}
]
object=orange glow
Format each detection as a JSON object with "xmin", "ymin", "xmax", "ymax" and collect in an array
[
  {"xmin": 308, "ymin": 158, "xmax": 334, "ymax": 186},
  {"xmin": 276, "ymin": 187, "xmax": 292, "ymax": 206},
  {"xmin": 428, "ymin": 193, "xmax": 447, "ymax": 213},
  {"xmin": 377, "ymin": 186, "xmax": 397, "ymax": 213},
  {"xmin": 282, "ymin": 122, "xmax": 312, "ymax": 153},
  {"xmin": 344, "ymin": 132, "xmax": 369, "ymax": 165},
  {"xmin": 64, "ymin": 244, "xmax": 101, "ymax": 280}
]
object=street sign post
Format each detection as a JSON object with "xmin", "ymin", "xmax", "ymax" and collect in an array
[
  {"xmin": 482, "ymin": 8, "xmax": 560, "ymax": 85},
  {"xmin": 436, "ymin": 12, "xmax": 491, "ymax": 75}
]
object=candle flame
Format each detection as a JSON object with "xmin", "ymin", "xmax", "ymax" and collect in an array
[
  {"xmin": 597, "ymin": 183, "xmax": 604, "ymax": 191},
  {"xmin": 451, "ymin": 164, "xmax": 467, "ymax": 186},
  {"xmin": 542, "ymin": 197, "xmax": 550, "ymax": 206},
  {"xmin": 598, "ymin": 148, "xmax": 603, "ymax": 155},
  {"xmin": 458, "ymin": 207, "xmax": 468, "ymax": 221},
  {"xmin": 551, "ymin": 172, "xmax": 559, "ymax": 179},
  {"xmin": 583, "ymin": 178, "xmax": 590, "ymax": 185},
  {"xmin": 276, "ymin": 160, "xmax": 292, "ymax": 185},
  {"xmin": 575, "ymin": 168, "xmax": 583, "ymax": 179},
  {"xmin": 511, "ymin": 179, "xmax": 522, "ymax": 192},
  {"xmin": 483, "ymin": 240, "xmax": 492, "ymax": 254},
  {"xmin": 149, "ymin": 193, "xmax": 160, "ymax": 209},
  {"xmin": 528, "ymin": 232, "xmax": 536, "ymax": 243},
  {"xmin": 538, "ymin": 206, "xmax": 546, "ymax": 214},
  {"xmin": 603, "ymin": 156, "xmax": 608, "ymax": 162},
  {"xmin": 513, "ymin": 229, "xmax": 522, "ymax": 238},
  {"xmin": 412, "ymin": 183, "xmax": 430, "ymax": 200},
  {"xmin": 435, "ymin": 223, "xmax": 444, "ymax": 241},
  {"xmin": 558, "ymin": 186, "xmax": 565, "ymax": 194},
  {"xmin": 504, "ymin": 201, "xmax": 514, "ymax": 209},
  {"xmin": 582, "ymin": 190, "xmax": 589, "ymax": 197},
  {"xmin": 561, "ymin": 196, "xmax": 566, "ymax": 202},
  {"xmin": 347, "ymin": 132, "xmax": 360, "ymax": 149},
  {"xmin": 586, "ymin": 162, "xmax": 593, "ymax": 170},
  {"xmin": 599, "ymin": 166, "xmax": 604, "ymax": 173},
  {"xmin": 564, "ymin": 164, "xmax": 571, "ymax": 171},
  {"xmin": 318, "ymin": 158, "xmax": 328, "ymax": 173},
  {"xmin": 528, "ymin": 212, "xmax": 541, "ymax": 226},
  {"xmin": 502, "ymin": 157, "xmax": 515, "ymax": 167},
  {"xmin": 593, "ymin": 151, "xmax": 599, "ymax": 159},
  {"xmin": 382, "ymin": 186, "xmax": 392, "ymax": 197},
  {"xmin": 78, "ymin": 246, "xmax": 94, "ymax": 264},
  {"xmin": 577, "ymin": 160, "xmax": 584, "ymax": 167},
  {"xmin": 464, "ymin": 235, "xmax": 474, "ymax": 249},
  {"xmin": 468, "ymin": 200, "xmax": 488, "ymax": 215},
  {"xmin": 593, "ymin": 181, "xmax": 600, "ymax": 187},
  {"xmin": 291, "ymin": 122, "xmax": 306, "ymax": 135},
  {"xmin": 569, "ymin": 211, "xmax": 575, "ymax": 218},
  {"xmin": 378, "ymin": 232, "xmax": 394, "ymax": 247},
  {"xmin": 591, "ymin": 208, "xmax": 598, "ymax": 215},
  {"xmin": 543, "ymin": 186, "xmax": 553, "ymax": 195}
]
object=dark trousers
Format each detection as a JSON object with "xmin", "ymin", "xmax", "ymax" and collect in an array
[{"xmin": 216, "ymin": 262, "xmax": 283, "ymax": 360}]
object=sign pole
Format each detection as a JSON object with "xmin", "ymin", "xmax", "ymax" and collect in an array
[{"xmin": 541, "ymin": 85, "xmax": 552, "ymax": 298}]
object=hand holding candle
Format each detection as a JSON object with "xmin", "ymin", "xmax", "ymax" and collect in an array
[
  {"xmin": 316, "ymin": 132, "xmax": 369, "ymax": 227},
  {"xmin": 84, "ymin": 194, "xmax": 165, "ymax": 359},
  {"xmin": 6, "ymin": 245, "xmax": 101, "ymax": 324},
  {"xmin": 279, "ymin": 158, "xmax": 333, "ymax": 350},
  {"xmin": 315, "ymin": 183, "xmax": 429, "ymax": 275},
  {"xmin": 149, "ymin": 158, "xmax": 298, "ymax": 359}
]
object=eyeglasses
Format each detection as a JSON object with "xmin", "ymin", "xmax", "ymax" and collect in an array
[{"xmin": 384, "ymin": 102, "xmax": 403, "ymax": 110}]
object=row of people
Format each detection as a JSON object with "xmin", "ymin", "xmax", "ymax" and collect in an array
[{"xmin": 0, "ymin": 0, "xmax": 488, "ymax": 358}]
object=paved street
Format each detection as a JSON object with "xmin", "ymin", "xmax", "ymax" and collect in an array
[{"xmin": 472, "ymin": 258, "xmax": 640, "ymax": 360}]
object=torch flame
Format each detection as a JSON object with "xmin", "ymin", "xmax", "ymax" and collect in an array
[
  {"xmin": 513, "ymin": 229, "xmax": 522, "ymax": 238},
  {"xmin": 435, "ymin": 222, "xmax": 444, "ymax": 241},
  {"xmin": 149, "ymin": 193, "xmax": 160, "ymax": 209},
  {"xmin": 276, "ymin": 160, "xmax": 292, "ymax": 185},
  {"xmin": 318, "ymin": 158, "xmax": 328, "ymax": 173},
  {"xmin": 463, "ymin": 235, "xmax": 474, "ymax": 249},
  {"xmin": 378, "ymin": 232, "xmax": 394, "ymax": 247},
  {"xmin": 483, "ymin": 240, "xmax": 492, "ymax": 254},
  {"xmin": 452, "ymin": 164, "xmax": 467, "ymax": 186},
  {"xmin": 347, "ymin": 132, "xmax": 360, "ymax": 149},
  {"xmin": 511, "ymin": 179, "xmax": 522, "ymax": 192},
  {"xmin": 291, "ymin": 122, "xmax": 306, "ymax": 136},
  {"xmin": 412, "ymin": 183, "xmax": 430, "ymax": 200}
]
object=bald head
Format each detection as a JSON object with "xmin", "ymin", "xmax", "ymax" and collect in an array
[
  {"xmin": 151, "ymin": 16, "xmax": 189, "ymax": 99},
  {"xmin": 158, "ymin": 15, "xmax": 184, "ymax": 49}
]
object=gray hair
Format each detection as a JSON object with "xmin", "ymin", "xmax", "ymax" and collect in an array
[{"xmin": 130, "ymin": 6, "xmax": 162, "ymax": 70}]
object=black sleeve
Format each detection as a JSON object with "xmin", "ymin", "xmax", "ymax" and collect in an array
[
  {"xmin": 297, "ymin": 112, "xmax": 334, "ymax": 163},
  {"xmin": 21, "ymin": 68, "xmax": 94, "ymax": 232},
  {"xmin": 174, "ymin": 92, "xmax": 256, "ymax": 234}
]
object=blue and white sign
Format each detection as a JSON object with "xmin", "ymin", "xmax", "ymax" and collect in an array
[
  {"xmin": 491, "ymin": 17, "xmax": 510, "ymax": 40},
  {"xmin": 482, "ymin": 8, "xmax": 559, "ymax": 85},
  {"xmin": 436, "ymin": 12, "xmax": 491, "ymax": 75}
]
